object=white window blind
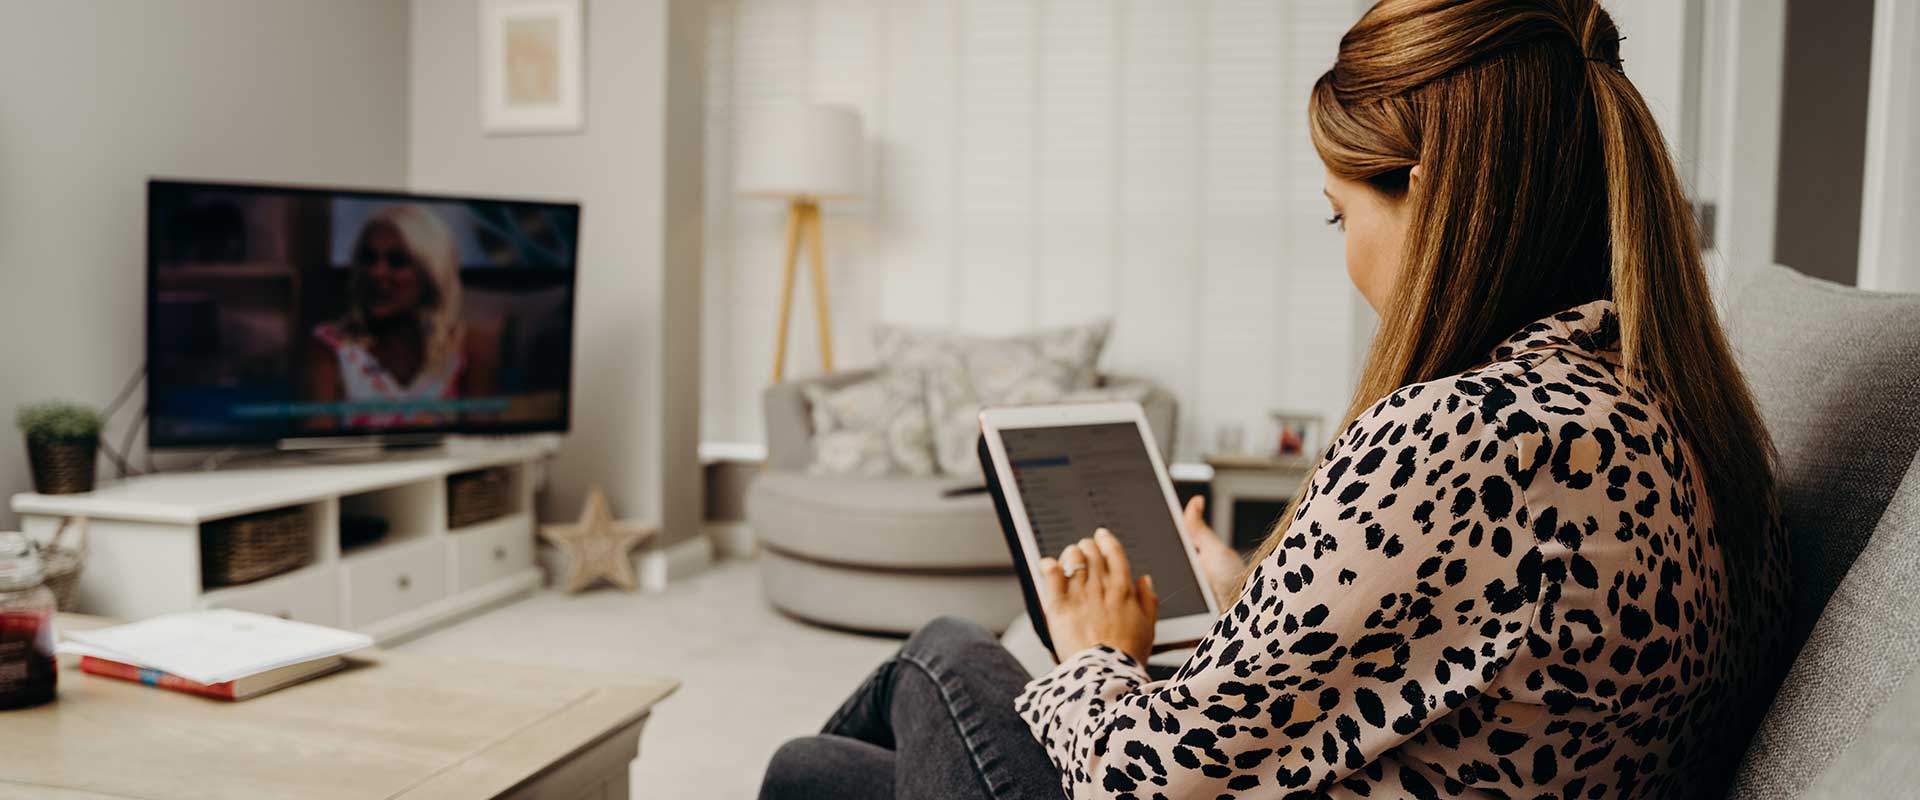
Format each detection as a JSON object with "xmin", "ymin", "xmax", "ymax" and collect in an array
[{"xmin": 704, "ymin": 0, "xmax": 1374, "ymax": 459}]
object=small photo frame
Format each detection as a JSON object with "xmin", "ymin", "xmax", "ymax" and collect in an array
[
  {"xmin": 1269, "ymin": 410, "xmax": 1326, "ymax": 458},
  {"xmin": 480, "ymin": 0, "xmax": 585, "ymax": 135}
]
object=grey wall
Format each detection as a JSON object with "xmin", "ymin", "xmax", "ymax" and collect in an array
[
  {"xmin": 0, "ymin": 0, "xmax": 412, "ymax": 528},
  {"xmin": 408, "ymin": 0, "xmax": 704, "ymax": 546},
  {"xmin": 1773, "ymin": 0, "xmax": 1876, "ymax": 284}
]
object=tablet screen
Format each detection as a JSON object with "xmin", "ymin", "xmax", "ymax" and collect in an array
[{"xmin": 1000, "ymin": 422, "xmax": 1209, "ymax": 619}]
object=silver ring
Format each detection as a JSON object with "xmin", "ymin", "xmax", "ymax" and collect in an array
[{"xmin": 1061, "ymin": 563, "xmax": 1084, "ymax": 579}]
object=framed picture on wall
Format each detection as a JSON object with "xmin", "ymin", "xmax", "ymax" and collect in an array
[{"xmin": 480, "ymin": 0, "xmax": 585, "ymax": 135}]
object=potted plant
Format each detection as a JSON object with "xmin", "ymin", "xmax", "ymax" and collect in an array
[{"xmin": 16, "ymin": 401, "xmax": 102, "ymax": 495}]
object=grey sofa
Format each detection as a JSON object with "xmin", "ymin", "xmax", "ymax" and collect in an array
[
  {"xmin": 1723, "ymin": 264, "xmax": 1920, "ymax": 798},
  {"xmin": 749, "ymin": 370, "xmax": 1176, "ymax": 634}
]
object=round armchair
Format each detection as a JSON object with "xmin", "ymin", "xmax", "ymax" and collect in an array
[{"xmin": 748, "ymin": 370, "xmax": 1176, "ymax": 635}]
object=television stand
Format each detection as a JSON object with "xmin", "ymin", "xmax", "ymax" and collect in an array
[{"xmin": 10, "ymin": 441, "xmax": 555, "ymax": 644}]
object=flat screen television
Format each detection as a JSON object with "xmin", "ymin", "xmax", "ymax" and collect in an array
[{"xmin": 146, "ymin": 180, "xmax": 580, "ymax": 447}]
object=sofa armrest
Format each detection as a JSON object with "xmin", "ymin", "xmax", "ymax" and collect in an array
[
  {"xmin": 763, "ymin": 370, "xmax": 878, "ymax": 471},
  {"xmin": 1099, "ymin": 373, "xmax": 1179, "ymax": 461}
]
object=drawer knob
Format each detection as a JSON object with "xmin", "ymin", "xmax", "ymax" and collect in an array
[
  {"xmin": 396, "ymin": 574, "xmax": 412, "ymax": 591},
  {"xmin": 493, "ymin": 545, "xmax": 507, "ymax": 561}
]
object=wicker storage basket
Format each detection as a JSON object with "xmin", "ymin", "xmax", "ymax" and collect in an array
[
  {"xmin": 40, "ymin": 516, "xmax": 87, "ymax": 611},
  {"xmin": 448, "ymin": 468, "xmax": 512, "ymax": 529},
  {"xmin": 201, "ymin": 507, "xmax": 312, "ymax": 588}
]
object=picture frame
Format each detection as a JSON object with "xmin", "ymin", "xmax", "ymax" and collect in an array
[
  {"xmin": 480, "ymin": 0, "xmax": 585, "ymax": 135},
  {"xmin": 1268, "ymin": 409, "xmax": 1326, "ymax": 458}
]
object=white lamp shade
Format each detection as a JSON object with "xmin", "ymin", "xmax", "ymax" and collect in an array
[{"xmin": 735, "ymin": 103, "xmax": 865, "ymax": 200}]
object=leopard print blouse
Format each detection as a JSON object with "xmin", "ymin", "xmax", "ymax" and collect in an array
[{"xmin": 1017, "ymin": 301, "xmax": 1789, "ymax": 799}]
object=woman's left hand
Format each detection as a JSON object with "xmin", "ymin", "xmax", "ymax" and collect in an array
[{"xmin": 1036, "ymin": 529, "xmax": 1158, "ymax": 665}]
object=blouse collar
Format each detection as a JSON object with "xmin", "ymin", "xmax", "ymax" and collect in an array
[{"xmin": 1487, "ymin": 299, "xmax": 1622, "ymax": 364}]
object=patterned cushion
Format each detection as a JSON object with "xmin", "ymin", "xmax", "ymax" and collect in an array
[
  {"xmin": 874, "ymin": 321, "xmax": 1109, "ymax": 392},
  {"xmin": 875, "ymin": 321, "xmax": 1113, "ymax": 477},
  {"xmin": 802, "ymin": 369, "xmax": 936, "ymax": 477},
  {"xmin": 925, "ymin": 380, "xmax": 1149, "ymax": 479}
]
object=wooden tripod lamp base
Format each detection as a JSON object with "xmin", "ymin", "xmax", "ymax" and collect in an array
[
  {"xmin": 736, "ymin": 103, "xmax": 863, "ymax": 382},
  {"xmin": 772, "ymin": 197, "xmax": 834, "ymax": 382}
]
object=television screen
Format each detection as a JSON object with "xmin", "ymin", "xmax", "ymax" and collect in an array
[{"xmin": 147, "ymin": 180, "xmax": 579, "ymax": 447}]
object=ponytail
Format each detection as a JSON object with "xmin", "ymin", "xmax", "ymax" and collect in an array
[{"xmin": 1580, "ymin": 5, "xmax": 1778, "ymax": 554}]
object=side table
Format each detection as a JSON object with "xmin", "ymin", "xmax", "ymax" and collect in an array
[{"xmin": 1204, "ymin": 453, "xmax": 1315, "ymax": 549}]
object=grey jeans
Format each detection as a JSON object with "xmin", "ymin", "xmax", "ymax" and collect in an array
[{"xmin": 757, "ymin": 617, "xmax": 1064, "ymax": 800}]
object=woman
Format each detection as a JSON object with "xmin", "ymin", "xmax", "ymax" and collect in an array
[
  {"xmin": 306, "ymin": 204, "xmax": 497, "ymax": 429},
  {"xmin": 761, "ymin": 0, "xmax": 1790, "ymax": 797}
]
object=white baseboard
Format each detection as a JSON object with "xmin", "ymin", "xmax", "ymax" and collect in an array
[
  {"xmin": 537, "ymin": 529, "xmax": 718, "ymax": 590},
  {"xmin": 537, "ymin": 533, "xmax": 715, "ymax": 594},
  {"xmin": 649, "ymin": 533, "xmax": 715, "ymax": 591},
  {"xmin": 707, "ymin": 521, "xmax": 757, "ymax": 560}
]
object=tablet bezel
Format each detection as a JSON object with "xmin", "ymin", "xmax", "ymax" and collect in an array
[{"xmin": 978, "ymin": 402, "xmax": 1221, "ymax": 651}]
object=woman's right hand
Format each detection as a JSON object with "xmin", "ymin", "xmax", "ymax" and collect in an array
[
  {"xmin": 1182, "ymin": 496, "xmax": 1246, "ymax": 607},
  {"xmin": 1037, "ymin": 530, "xmax": 1158, "ymax": 664}
]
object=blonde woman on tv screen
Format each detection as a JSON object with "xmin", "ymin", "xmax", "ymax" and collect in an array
[{"xmin": 304, "ymin": 204, "xmax": 499, "ymax": 430}]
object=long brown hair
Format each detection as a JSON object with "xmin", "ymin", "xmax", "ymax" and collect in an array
[{"xmin": 1239, "ymin": 0, "xmax": 1774, "ymax": 587}]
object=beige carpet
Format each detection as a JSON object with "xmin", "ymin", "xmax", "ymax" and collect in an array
[{"xmin": 398, "ymin": 555, "xmax": 900, "ymax": 799}]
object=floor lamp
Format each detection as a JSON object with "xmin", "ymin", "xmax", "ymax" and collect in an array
[{"xmin": 736, "ymin": 103, "xmax": 864, "ymax": 382}]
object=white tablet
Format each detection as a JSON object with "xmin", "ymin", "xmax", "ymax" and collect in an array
[{"xmin": 977, "ymin": 402, "xmax": 1221, "ymax": 657}]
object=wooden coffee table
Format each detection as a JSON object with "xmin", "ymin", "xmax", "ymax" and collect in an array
[{"xmin": 0, "ymin": 615, "xmax": 677, "ymax": 799}]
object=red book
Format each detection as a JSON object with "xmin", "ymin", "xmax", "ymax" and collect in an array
[{"xmin": 79, "ymin": 655, "xmax": 344, "ymax": 700}]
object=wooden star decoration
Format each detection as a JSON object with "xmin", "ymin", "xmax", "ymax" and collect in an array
[{"xmin": 539, "ymin": 485, "xmax": 656, "ymax": 593}]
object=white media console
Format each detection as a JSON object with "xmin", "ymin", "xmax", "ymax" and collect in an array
[{"xmin": 9, "ymin": 443, "xmax": 552, "ymax": 644}]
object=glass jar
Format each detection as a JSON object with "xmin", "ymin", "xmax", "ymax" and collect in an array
[{"xmin": 0, "ymin": 532, "xmax": 58, "ymax": 710}]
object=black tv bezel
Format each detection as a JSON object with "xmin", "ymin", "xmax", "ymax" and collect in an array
[{"xmin": 145, "ymin": 178, "xmax": 582, "ymax": 449}]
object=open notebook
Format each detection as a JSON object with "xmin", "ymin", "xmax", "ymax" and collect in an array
[{"xmin": 61, "ymin": 609, "xmax": 372, "ymax": 686}]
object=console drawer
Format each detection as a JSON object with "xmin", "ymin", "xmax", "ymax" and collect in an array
[
  {"xmin": 199, "ymin": 564, "xmax": 340, "ymax": 627},
  {"xmin": 450, "ymin": 513, "xmax": 534, "ymax": 592},
  {"xmin": 342, "ymin": 539, "xmax": 447, "ymax": 628}
]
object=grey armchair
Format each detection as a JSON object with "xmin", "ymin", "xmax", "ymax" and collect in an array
[{"xmin": 748, "ymin": 371, "xmax": 1177, "ymax": 634}]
